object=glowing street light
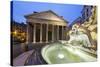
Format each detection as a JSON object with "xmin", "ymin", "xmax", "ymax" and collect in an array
[{"xmin": 13, "ymin": 30, "xmax": 17, "ymax": 36}]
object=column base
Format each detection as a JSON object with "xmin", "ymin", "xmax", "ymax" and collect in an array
[
  {"xmin": 40, "ymin": 41, "xmax": 43, "ymax": 43},
  {"xmin": 51, "ymin": 40, "xmax": 54, "ymax": 42},
  {"xmin": 46, "ymin": 41, "xmax": 48, "ymax": 43},
  {"xmin": 32, "ymin": 41, "xmax": 36, "ymax": 43}
]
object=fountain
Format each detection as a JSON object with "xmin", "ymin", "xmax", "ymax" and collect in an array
[
  {"xmin": 41, "ymin": 25, "xmax": 96, "ymax": 64},
  {"xmin": 41, "ymin": 42, "xmax": 96, "ymax": 64},
  {"xmin": 68, "ymin": 24, "xmax": 91, "ymax": 47}
]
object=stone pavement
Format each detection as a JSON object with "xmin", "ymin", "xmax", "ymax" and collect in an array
[{"xmin": 13, "ymin": 50, "xmax": 34, "ymax": 66}]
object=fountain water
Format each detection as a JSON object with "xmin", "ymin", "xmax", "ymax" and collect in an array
[{"xmin": 58, "ymin": 53, "xmax": 64, "ymax": 59}]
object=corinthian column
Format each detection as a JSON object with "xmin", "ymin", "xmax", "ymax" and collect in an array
[
  {"xmin": 40, "ymin": 23, "xmax": 43, "ymax": 43},
  {"xmin": 46, "ymin": 24, "xmax": 48, "ymax": 43},
  {"xmin": 33, "ymin": 23, "xmax": 36, "ymax": 43},
  {"xmin": 57, "ymin": 25, "xmax": 59, "ymax": 40},
  {"xmin": 52, "ymin": 25, "xmax": 54, "ymax": 42}
]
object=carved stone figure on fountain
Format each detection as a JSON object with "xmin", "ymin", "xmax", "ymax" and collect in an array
[{"xmin": 68, "ymin": 24, "xmax": 91, "ymax": 47}]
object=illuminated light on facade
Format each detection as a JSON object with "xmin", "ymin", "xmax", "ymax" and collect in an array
[{"xmin": 13, "ymin": 30, "xmax": 18, "ymax": 36}]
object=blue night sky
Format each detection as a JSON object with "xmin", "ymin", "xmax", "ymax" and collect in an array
[{"xmin": 12, "ymin": 1, "xmax": 83, "ymax": 25}]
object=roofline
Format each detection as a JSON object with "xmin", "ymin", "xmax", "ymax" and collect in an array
[{"xmin": 24, "ymin": 10, "xmax": 69, "ymax": 23}]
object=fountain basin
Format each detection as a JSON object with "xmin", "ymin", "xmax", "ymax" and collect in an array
[{"xmin": 41, "ymin": 42, "xmax": 96, "ymax": 64}]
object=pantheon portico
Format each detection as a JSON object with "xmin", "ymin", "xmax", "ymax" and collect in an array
[{"xmin": 24, "ymin": 10, "xmax": 68, "ymax": 43}]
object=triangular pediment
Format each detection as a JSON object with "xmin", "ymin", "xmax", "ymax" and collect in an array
[{"xmin": 25, "ymin": 10, "xmax": 67, "ymax": 22}]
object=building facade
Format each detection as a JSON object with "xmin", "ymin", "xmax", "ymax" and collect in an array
[
  {"xmin": 81, "ymin": 5, "xmax": 93, "ymax": 23},
  {"xmin": 11, "ymin": 21, "xmax": 27, "ymax": 43},
  {"xmin": 11, "ymin": 21, "xmax": 26, "ymax": 33},
  {"xmin": 25, "ymin": 10, "xmax": 68, "ymax": 43},
  {"xmin": 81, "ymin": 6, "xmax": 97, "ymax": 49}
]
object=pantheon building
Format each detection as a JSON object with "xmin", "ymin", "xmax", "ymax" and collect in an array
[{"xmin": 24, "ymin": 10, "xmax": 68, "ymax": 43}]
